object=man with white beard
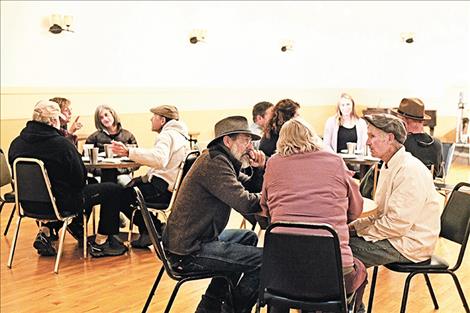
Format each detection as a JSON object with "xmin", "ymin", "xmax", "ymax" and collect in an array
[{"xmin": 163, "ymin": 116, "xmax": 265, "ymax": 313}]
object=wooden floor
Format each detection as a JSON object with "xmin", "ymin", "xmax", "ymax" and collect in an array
[{"xmin": 1, "ymin": 163, "xmax": 469, "ymax": 313}]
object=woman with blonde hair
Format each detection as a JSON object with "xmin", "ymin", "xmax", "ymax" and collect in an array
[
  {"xmin": 323, "ymin": 93, "xmax": 368, "ymax": 153},
  {"xmin": 261, "ymin": 117, "xmax": 367, "ymax": 313},
  {"xmin": 259, "ymin": 98, "xmax": 300, "ymax": 157}
]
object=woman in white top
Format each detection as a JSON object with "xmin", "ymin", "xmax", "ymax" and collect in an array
[{"xmin": 323, "ymin": 93, "xmax": 368, "ymax": 153}]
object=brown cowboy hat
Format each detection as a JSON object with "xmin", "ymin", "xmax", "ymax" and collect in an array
[
  {"xmin": 392, "ymin": 98, "xmax": 431, "ymax": 121},
  {"xmin": 208, "ymin": 116, "xmax": 261, "ymax": 147}
]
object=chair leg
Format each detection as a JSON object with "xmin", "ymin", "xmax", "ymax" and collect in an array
[
  {"xmin": 83, "ymin": 211, "xmax": 88, "ymax": 258},
  {"xmin": 142, "ymin": 266, "xmax": 165, "ymax": 313},
  {"xmin": 449, "ymin": 272, "xmax": 470, "ymax": 313},
  {"xmin": 423, "ymin": 273, "xmax": 439, "ymax": 309},
  {"xmin": 7, "ymin": 216, "xmax": 22, "ymax": 268},
  {"xmin": 54, "ymin": 219, "xmax": 69, "ymax": 274},
  {"xmin": 164, "ymin": 279, "xmax": 186, "ymax": 313},
  {"xmin": 399, "ymin": 272, "xmax": 419, "ymax": 313},
  {"xmin": 3, "ymin": 204, "xmax": 16, "ymax": 236},
  {"xmin": 128, "ymin": 208, "xmax": 137, "ymax": 244},
  {"xmin": 367, "ymin": 266, "xmax": 379, "ymax": 313}
]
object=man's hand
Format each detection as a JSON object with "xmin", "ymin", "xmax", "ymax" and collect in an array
[
  {"xmin": 111, "ymin": 141, "xmax": 129, "ymax": 157},
  {"xmin": 248, "ymin": 149, "xmax": 266, "ymax": 169},
  {"xmin": 69, "ymin": 116, "xmax": 83, "ymax": 134}
]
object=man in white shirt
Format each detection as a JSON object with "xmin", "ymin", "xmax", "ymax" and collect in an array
[
  {"xmin": 349, "ymin": 113, "xmax": 441, "ymax": 268},
  {"xmin": 112, "ymin": 105, "xmax": 190, "ymax": 248}
]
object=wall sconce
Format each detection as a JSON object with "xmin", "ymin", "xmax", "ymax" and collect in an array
[
  {"xmin": 49, "ymin": 14, "xmax": 74, "ymax": 34},
  {"xmin": 400, "ymin": 32, "xmax": 414, "ymax": 44},
  {"xmin": 281, "ymin": 40, "xmax": 294, "ymax": 52},
  {"xmin": 189, "ymin": 29, "xmax": 207, "ymax": 44}
]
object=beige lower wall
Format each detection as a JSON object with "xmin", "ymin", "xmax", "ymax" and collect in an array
[{"xmin": 1, "ymin": 105, "xmax": 458, "ymax": 156}]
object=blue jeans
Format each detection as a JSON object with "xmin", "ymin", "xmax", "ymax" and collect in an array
[
  {"xmin": 349, "ymin": 234, "xmax": 414, "ymax": 268},
  {"xmin": 172, "ymin": 229, "xmax": 262, "ymax": 313}
]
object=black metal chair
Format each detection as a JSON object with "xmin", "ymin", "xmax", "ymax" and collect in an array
[
  {"xmin": 128, "ymin": 150, "xmax": 200, "ymax": 243},
  {"xmin": 0, "ymin": 148, "xmax": 16, "ymax": 236},
  {"xmin": 256, "ymin": 222, "xmax": 356, "ymax": 313},
  {"xmin": 7, "ymin": 158, "xmax": 78, "ymax": 274},
  {"xmin": 134, "ymin": 186, "xmax": 234, "ymax": 313},
  {"xmin": 367, "ymin": 182, "xmax": 470, "ymax": 313}
]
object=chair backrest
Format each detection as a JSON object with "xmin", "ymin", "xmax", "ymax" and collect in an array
[
  {"xmin": 440, "ymin": 182, "xmax": 470, "ymax": 271},
  {"xmin": 164, "ymin": 150, "xmax": 200, "ymax": 210},
  {"xmin": 13, "ymin": 157, "xmax": 65, "ymax": 221},
  {"xmin": 135, "ymin": 186, "xmax": 182, "ymax": 280},
  {"xmin": 441, "ymin": 142, "xmax": 455, "ymax": 180},
  {"xmin": 259, "ymin": 222, "xmax": 348, "ymax": 312},
  {"xmin": 0, "ymin": 149, "xmax": 12, "ymax": 188}
]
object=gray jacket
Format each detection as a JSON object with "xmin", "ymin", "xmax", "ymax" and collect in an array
[{"xmin": 163, "ymin": 143, "xmax": 263, "ymax": 256}]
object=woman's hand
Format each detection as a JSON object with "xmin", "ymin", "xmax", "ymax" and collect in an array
[{"xmin": 69, "ymin": 116, "xmax": 83, "ymax": 134}]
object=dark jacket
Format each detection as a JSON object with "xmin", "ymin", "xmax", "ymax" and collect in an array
[
  {"xmin": 85, "ymin": 124, "xmax": 137, "ymax": 152},
  {"xmin": 8, "ymin": 121, "xmax": 86, "ymax": 213},
  {"xmin": 163, "ymin": 143, "xmax": 263, "ymax": 256},
  {"xmin": 259, "ymin": 132, "xmax": 279, "ymax": 157},
  {"xmin": 404, "ymin": 133, "xmax": 443, "ymax": 178}
]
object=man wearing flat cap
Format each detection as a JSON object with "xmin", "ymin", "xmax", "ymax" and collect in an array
[
  {"xmin": 112, "ymin": 105, "xmax": 190, "ymax": 248},
  {"xmin": 349, "ymin": 113, "xmax": 441, "ymax": 270},
  {"xmin": 393, "ymin": 97, "xmax": 443, "ymax": 178},
  {"xmin": 163, "ymin": 116, "xmax": 265, "ymax": 313}
]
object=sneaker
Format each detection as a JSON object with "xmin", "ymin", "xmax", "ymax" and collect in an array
[
  {"xmin": 66, "ymin": 219, "xmax": 84, "ymax": 243},
  {"xmin": 33, "ymin": 231, "xmax": 57, "ymax": 256},
  {"xmin": 131, "ymin": 233, "xmax": 152, "ymax": 249},
  {"xmin": 88, "ymin": 238, "xmax": 128, "ymax": 258}
]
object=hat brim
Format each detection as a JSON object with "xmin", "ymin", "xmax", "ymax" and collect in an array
[
  {"xmin": 392, "ymin": 108, "xmax": 431, "ymax": 121},
  {"xmin": 207, "ymin": 130, "xmax": 261, "ymax": 147}
]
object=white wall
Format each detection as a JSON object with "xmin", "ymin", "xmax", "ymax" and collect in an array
[{"xmin": 1, "ymin": 1, "xmax": 470, "ymax": 118}]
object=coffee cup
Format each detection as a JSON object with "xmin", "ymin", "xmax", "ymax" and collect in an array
[
  {"xmin": 90, "ymin": 147, "xmax": 99, "ymax": 164},
  {"xmin": 82, "ymin": 144, "xmax": 94, "ymax": 157},
  {"xmin": 346, "ymin": 142, "xmax": 357, "ymax": 155},
  {"xmin": 104, "ymin": 144, "xmax": 114, "ymax": 158}
]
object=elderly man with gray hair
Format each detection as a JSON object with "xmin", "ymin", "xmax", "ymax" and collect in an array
[{"xmin": 349, "ymin": 113, "xmax": 441, "ymax": 269}]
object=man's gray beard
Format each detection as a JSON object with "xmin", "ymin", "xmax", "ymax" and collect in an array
[{"xmin": 230, "ymin": 145, "xmax": 251, "ymax": 169}]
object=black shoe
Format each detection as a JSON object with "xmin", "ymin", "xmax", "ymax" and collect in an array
[
  {"xmin": 66, "ymin": 219, "xmax": 84, "ymax": 243},
  {"xmin": 88, "ymin": 238, "xmax": 128, "ymax": 258},
  {"xmin": 131, "ymin": 233, "xmax": 152, "ymax": 249},
  {"xmin": 33, "ymin": 231, "xmax": 57, "ymax": 256}
]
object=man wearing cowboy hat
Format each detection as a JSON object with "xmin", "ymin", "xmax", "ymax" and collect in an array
[
  {"xmin": 393, "ymin": 97, "xmax": 443, "ymax": 178},
  {"xmin": 349, "ymin": 113, "xmax": 440, "ymax": 271},
  {"xmin": 112, "ymin": 105, "xmax": 190, "ymax": 248},
  {"xmin": 163, "ymin": 116, "xmax": 265, "ymax": 313}
]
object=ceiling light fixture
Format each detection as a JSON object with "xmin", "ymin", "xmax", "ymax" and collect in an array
[
  {"xmin": 189, "ymin": 29, "xmax": 207, "ymax": 44},
  {"xmin": 49, "ymin": 14, "xmax": 74, "ymax": 34}
]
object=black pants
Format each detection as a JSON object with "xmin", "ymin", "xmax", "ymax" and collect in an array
[
  {"xmin": 120, "ymin": 176, "xmax": 171, "ymax": 232},
  {"xmin": 82, "ymin": 182, "xmax": 124, "ymax": 235}
]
